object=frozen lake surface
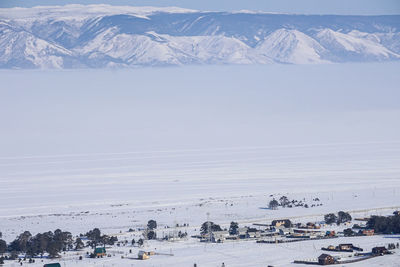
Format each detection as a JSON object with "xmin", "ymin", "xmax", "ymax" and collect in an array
[
  {"xmin": 1, "ymin": 141, "xmax": 400, "ymax": 217},
  {"xmin": 1, "ymin": 63, "xmax": 399, "ymax": 215}
]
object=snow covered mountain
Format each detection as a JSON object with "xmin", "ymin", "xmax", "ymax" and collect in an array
[
  {"xmin": 256, "ymin": 29, "xmax": 329, "ymax": 64},
  {"xmin": 1, "ymin": 4, "xmax": 400, "ymax": 68}
]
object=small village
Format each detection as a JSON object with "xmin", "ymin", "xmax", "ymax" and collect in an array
[{"xmin": 0, "ymin": 207, "xmax": 399, "ymax": 266}]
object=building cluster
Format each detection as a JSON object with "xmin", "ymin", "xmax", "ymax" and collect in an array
[
  {"xmin": 322, "ymin": 243, "xmax": 363, "ymax": 252},
  {"xmin": 198, "ymin": 218, "xmax": 342, "ymax": 243},
  {"xmin": 1, "ymin": 210, "xmax": 398, "ymax": 266},
  {"xmin": 295, "ymin": 244, "xmax": 396, "ymax": 265}
]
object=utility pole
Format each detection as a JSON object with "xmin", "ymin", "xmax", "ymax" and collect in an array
[
  {"xmin": 203, "ymin": 212, "xmax": 211, "ymax": 252},
  {"xmin": 207, "ymin": 212, "xmax": 211, "ymax": 243}
]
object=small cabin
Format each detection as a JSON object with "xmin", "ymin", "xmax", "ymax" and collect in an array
[
  {"xmin": 94, "ymin": 247, "xmax": 106, "ymax": 257},
  {"xmin": 247, "ymin": 230, "xmax": 261, "ymax": 239},
  {"xmin": 372, "ymin": 246, "xmax": 388, "ymax": 255},
  {"xmin": 326, "ymin": 245, "xmax": 335, "ymax": 250},
  {"xmin": 325, "ymin": 231, "xmax": 336, "ymax": 237},
  {"xmin": 271, "ymin": 219, "xmax": 291, "ymax": 228},
  {"xmin": 279, "ymin": 228, "xmax": 294, "ymax": 236},
  {"xmin": 318, "ymin": 254, "xmax": 335, "ymax": 265},
  {"xmin": 211, "ymin": 231, "xmax": 229, "ymax": 243},
  {"xmin": 338, "ymin": 244, "xmax": 353, "ymax": 251},
  {"xmin": 362, "ymin": 229, "xmax": 374, "ymax": 236},
  {"xmin": 306, "ymin": 222, "xmax": 320, "ymax": 229},
  {"xmin": 138, "ymin": 251, "xmax": 150, "ymax": 260},
  {"xmin": 237, "ymin": 227, "xmax": 248, "ymax": 238}
]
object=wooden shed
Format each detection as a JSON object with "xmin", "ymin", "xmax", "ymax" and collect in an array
[{"xmin": 318, "ymin": 254, "xmax": 335, "ymax": 265}]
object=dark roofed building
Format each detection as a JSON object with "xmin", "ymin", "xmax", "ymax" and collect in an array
[
  {"xmin": 318, "ymin": 254, "xmax": 335, "ymax": 265},
  {"xmin": 44, "ymin": 264, "xmax": 61, "ymax": 267},
  {"xmin": 372, "ymin": 246, "xmax": 389, "ymax": 255},
  {"xmin": 271, "ymin": 219, "xmax": 292, "ymax": 228},
  {"xmin": 338, "ymin": 244, "xmax": 353, "ymax": 251}
]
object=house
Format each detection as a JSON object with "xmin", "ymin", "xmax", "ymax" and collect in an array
[
  {"xmin": 310, "ymin": 231, "xmax": 325, "ymax": 238},
  {"xmin": 262, "ymin": 231, "xmax": 279, "ymax": 238},
  {"xmin": 236, "ymin": 227, "xmax": 248, "ymax": 235},
  {"xmin": 247, "ymin": 229, "xmax": 261, "ymax": 239},
  {"xmin": 372, "ymin": 246, "xmax": 389, "ymax": 255},
  {"xmin": 236, "ymin": 227, "xmax": 249, "ymax": 239},
  {"xmin": 322, "ymin": 244, "xmax": 360, "ymax": 252},
  {"xmin": 318, "ymin": 254, "xmax": 335, "ymax": 265},
  {"xmin": 211, "ymin": 231, "xmax": 229, "ymax": 243},
  {"xmin": 362, "ymin": 229, "xmax": 374, "ymax": 236},
  {"xmin": 306, "ymin": 222, "xmax": 321, "ymax": 229},
  {"xmin": 44, "ymin": 264, "xmax": 61, "ymax": 267},
  {"xmin": 138, "ymin": 251, "xmax": 150, "ymax": 260},
  {"xmin": 338, "ymin": 244, "xmax": 353, "ymax": 251},
  {"xmin": 294, "ymin": 222, "xmax": 304, "ymax": 228},
  {"xmin": 306, "ymin": 222, "xmax": 315, "ymax": 228},
  {"xmin": 271, "ymin": 219, "xmax": 291, "ymax": 228},
  {"xmin": 279, "ymin": 228, "xmax": 294, "ymax": 236},
  {"xmin": 94, "ymin": 247, "xmax": 106, "ymax": 257},
  {"xmin": 335, "ymin": 243, "xmax": 362, "ymax": 252},
  {"xmin": 325, "ymin": 231, "xmax": 336, "ymax": 237}
]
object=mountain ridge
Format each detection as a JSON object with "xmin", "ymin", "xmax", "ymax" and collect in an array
[{"xmin": 1, "ymin": 5, "xmax": 400, "ymax": 68}]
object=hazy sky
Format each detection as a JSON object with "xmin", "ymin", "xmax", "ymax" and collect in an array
[
  {"xmin": 1, "ymin": 0, "xmax": 400, "ymax": 15},
  {"xmin": 1, "ymin": 63, "xmax": 400, "ymax": 156}
]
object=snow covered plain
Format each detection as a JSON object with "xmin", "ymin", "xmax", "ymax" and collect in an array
[{"xmin": 1, "ymin": 63, "xmax": 400, "ymax": 266}]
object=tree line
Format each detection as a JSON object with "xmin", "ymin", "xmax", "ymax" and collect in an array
[
  {"xmin": 324, "ymin": 211, "xmax": 352, "ymax": 225},
  {"xmin": 367, "ymin": 213, "xmax": 400, "ymax": 234},
  {"xmin": 0, "ymin": 228, "xmax": 118, "ymax": 261}
]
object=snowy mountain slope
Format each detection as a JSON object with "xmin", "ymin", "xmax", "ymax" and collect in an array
[
  {"xmin": 77, "ymin": 30, "xmax": 188, "ymax": 67},
  {"xmin": 0, "ymin": 5, "xmax": 400, "ymax": 68},
  {"xmin": 314, "ymin": 28, "xmax": 400, "ymax": 62},
  {"xmin": 141, "ymin": 32, "xmax": 272, "ymax": 65},
  {"xmin": 0, "ymin": 21, "xmax": 77, "ymax": 68},
  {"xmin": 256, "ymin": 29, "xmax": 328, "ymax": 64},
  {"xmin": 76, "ymin": 29, "xmax": 272, "ymax": 67},
  {"xmin": 348, "ymin": 30, "xmax": 400, "ymax": 54}
]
